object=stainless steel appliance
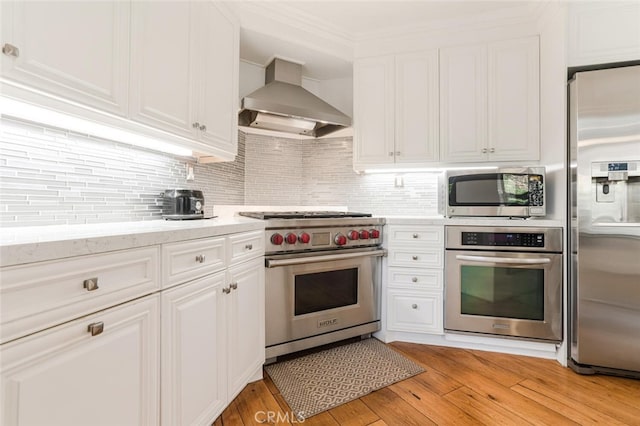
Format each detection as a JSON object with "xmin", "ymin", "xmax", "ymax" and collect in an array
[
  {"xmin": 162, "ymin": 189, "xmax": 204, "ymax": 220},
  {"xmin": 568, "ymin": 64, "xmax": 640, "ymax": 378},
  {"xmin": 445, "ymin": 226, "xmax": 563, "ymax": 341},
  {"xmin": 238, "ymin": 211, "xmax": 385, "ymax": 361},
  {"xmin": 446, "ymin": 167, "xmax": 546, "ymax": 218},
  {"xmin": 238, "ymin": 58, "xmax": 351, "ymax": 137}
]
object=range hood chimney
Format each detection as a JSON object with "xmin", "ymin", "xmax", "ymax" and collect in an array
[{"xmin": 238, "ymin": 58, "xmax": 351, "ymax": 137}]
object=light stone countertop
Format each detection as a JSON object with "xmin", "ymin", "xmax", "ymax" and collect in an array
[{"xmin": 0, "ymin": 217, "xmax": 264, "ymax": 267}]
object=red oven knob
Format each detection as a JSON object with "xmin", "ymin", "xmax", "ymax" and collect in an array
[
  {"xmin": 370, "ymin": 229, "xmax": 380, "ymax": 239},
  {"xmin": 285, "ymin": 233, "xmax": 298, "ymax": 244},
  {"xmin": 298, "ymin": 232, "xmax": 311, "ymax": 244},
  {"xmin": 359, "ymin": 230, "xmax": 370, "ymax": 240},
  {"xmin": 270, "ymin": 233, "xmax": 284, "ymax": 245},
  {"xmin": 348, "ymin": 230, "xmax": 359, "ymax": 240},
  {"xmin": 334, "ymin": 233, "xmax": 347, "ymax": 246}
]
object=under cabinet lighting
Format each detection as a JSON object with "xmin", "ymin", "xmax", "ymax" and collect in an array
[
  {"xmin": 1, "ymin": 97, "xmax": 193, "ymax": 157},
  {"xmin": 362, "ymin": 166, "xmax": 499, "ymax": 174}
]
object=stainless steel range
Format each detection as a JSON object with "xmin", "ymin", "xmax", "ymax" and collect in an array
[{"xmin": 238, "ymin": 211, "xmax": 385, "ymax": 362}]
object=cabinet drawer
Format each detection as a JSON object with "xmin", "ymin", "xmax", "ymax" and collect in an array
[
  {"xmin": 387, "ymin": 225, "xmax": 444, "ymax": 247},
  {"xmin": 387, "ymin": 289, "xmax": 443, "ymax": 334},
  {"xmin": 387, "ymin": 247, "xmax": 443, "ymax": 268},
  {"xmin": 387, "ymin": 267, "xmax": 443, "ymax": 290},
  {"xmin": 0, "ymin": 246, "xmax": 160, "ymax": 344},
  {"xmin": 228, "ymin": 231, "xmax": 265, "ymax": 265},
  {"xmin": 162, "ymin": 237, "xmax": 226, "ymax": 288}
]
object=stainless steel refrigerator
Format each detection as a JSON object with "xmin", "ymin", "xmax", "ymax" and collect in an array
[{"xmin": 568, "ymin": 64, "xmax": 640, "ymax": 378}]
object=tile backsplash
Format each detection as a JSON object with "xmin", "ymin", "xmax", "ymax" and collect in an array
[{"xmin": 1, "ymin": 118, "xmax": 440, "ymax": 227}]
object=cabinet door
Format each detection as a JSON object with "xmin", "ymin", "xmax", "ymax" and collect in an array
[
  {"xmin": 161, "ymin": 272, "xmax": 227, "ymax": 426},
  {"xmin": 440, "ymin": 44, "xmax": 488, "ymax": 163},
  {"xmin": 197, "ymin": 1, "xmax": 239, "ymax": 155},
  {"xmin": 387, "ymin": 289, "xmax": 443, "ymax": 334},
  {"xmin": 1, "ymin": 295, "xmax": 160, "ymax": 426},
  {"xmin": 353, "ymin": 55, "xmax": 395, "ymax": 168},
  {"xmin": 1, "ymin": 0, "xmax": 129, "ymax": 116},
  {"xmin": 488, "ymin": 36, "xmax": 539, "ymax": 161},
  {"xmin": 395, "ymin": 50, "xmax": 439, "ymax": 164},
  {"xmin": 129, "ymin": 1, "xmax": 196, "ymax": 138},
  {"xmin": 226, "ymin": 258, "xmax": 265, "ymax": 400}
]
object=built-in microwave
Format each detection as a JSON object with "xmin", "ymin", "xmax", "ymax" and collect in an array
[{"xmin": 446, "ymin": 167, "xmax": 546, "ymax": 218}]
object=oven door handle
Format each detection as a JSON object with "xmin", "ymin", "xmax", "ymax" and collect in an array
[
  {"xmin": 266, "ymin": 249, "xmax": 386, "ymax": 268},
  {"xmin": 455, "ymin": 255, "xmax": 551, "ymax": 265}
]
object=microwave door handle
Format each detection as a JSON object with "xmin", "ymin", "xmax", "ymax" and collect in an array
[{"xmin": 455, "ymin": 255, "xmax": 551, "ymax": 265}]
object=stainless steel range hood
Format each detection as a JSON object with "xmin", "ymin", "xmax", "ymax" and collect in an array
[{"xmin": 238, "ymin": 58, "xmax": 351, "ymax": 137}]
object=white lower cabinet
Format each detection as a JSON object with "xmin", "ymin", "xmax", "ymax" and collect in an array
[
  {"xmin": 226, "ymin": 257, "xmax": 265, "ymax": 400},
  {"xmin": 0, "ymin": 229, "xmax": 266, "ymax": 426},
  {"xmin": 387, "ymin": 289, "xmax": 442, "ymax": 334},
  {"xmin": 161, "ymin": 256, "xmax": 265, "ymax": 426},
  {"xmin": 161, "ymin": 272, "xmax": 227, "ymax": 426},
  {"xmin": 383, "ymin": 224, "xmax": 445, "ymax": 340},
  {"xmin": 0, "ymin": 295, "xmax": 160, "ymax": 426}
]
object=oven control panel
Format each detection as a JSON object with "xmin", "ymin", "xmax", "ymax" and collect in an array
[
  {"xmin": 461, "ymin": 231, "xmax": 545, "ymax": 248},
  {"xmin": 266, "ymin": 225, "xmax": 383, "ymax": 253}
]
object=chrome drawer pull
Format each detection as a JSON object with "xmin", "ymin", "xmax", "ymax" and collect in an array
[
  {"xmin": 412, "ymin": 304, "xmax": 418, "ymax": 309},
  {"xmin": 245, "ymin": 244, "xmax": 253, "ymax": 250},
  {"xmin": 412, "ymin": 255, "xmax": 419, "ymax": 260},
  {"xmin": 195, "ymin": 254, "xmax": 206, "ymax": 263},
  {"xmin": 412, "ymin": 233, "xmax": 419, "ymax": 238},
  {"xmin": 2, "ymin": 43, "xmax": 19, "ymax": 58},
  {"xmin": 83, "ymin": 278, "xmax": 99, "ymax": 291},
  {"xmin": 222, "ymin": 287, "xmax": 231, "ymax": 294},
  {"xmin": 87, "ymin": 322, "xmax": 104, "ymax": 336},
  {"xmin": 412, "ymin": 277, "xmax": 418, "ymax": 283},
  {"xmin": 230, "ymin": 282, "xmax": 238, "ymax": 290}
]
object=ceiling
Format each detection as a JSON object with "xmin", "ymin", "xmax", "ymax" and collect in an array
[{"xmin": 233, "ymin": 1, "xmax": 544, "ymax": 80}]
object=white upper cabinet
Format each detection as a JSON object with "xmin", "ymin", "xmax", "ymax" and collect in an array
[
  {"xmin": 488, "ymin": 37, "xmax": 539, "ymax": 162},
  {"xmin": 129, "ymin": 1, "xmax": 195, "ymax": 138},
  {"xmin": 1, "ymin": 0, "xmax": 130, "ymax": 116},
  {"xmin": 568, "ymin": 1, "xmax": 640, "ymax": 67},
  {"xmin": 353, "ymin": 50, "xmax": 439, "ymax": 170},
  {"xmin": 130, "ymin": 1, "xmax": 239, "ymax": 155},
  {"xmin": 440, "ymin": 36, "xmax": 539, "ymax": 163},
  {"xmin": 439, "ymin": 44, "xmax": 488, "ymax": 163},
  {"xmin": 353, "ymin": 55, "xmax": 395, "ymax": 167},
  {"xmin": 2, "ymin": 0, "xmax": 238, "ymax": 160}
]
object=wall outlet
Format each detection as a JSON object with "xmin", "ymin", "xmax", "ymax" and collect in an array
[{"xmin": 186, "ymin": 163, "xmax": 195, "ymax": 181}]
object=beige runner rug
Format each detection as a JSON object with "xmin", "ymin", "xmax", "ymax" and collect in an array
[{"xmin": 264, "ymin": 338, "xmax": 425, "ymax": 420}]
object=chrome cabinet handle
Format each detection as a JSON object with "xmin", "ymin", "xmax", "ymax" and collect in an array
[
  {"xmin": 87, "ymin": 322, "xmax": 104, "ymax": 336},
  {"xmin": 192, "ymin": 122, "xmax": 200, "ymax": 129},
  {"xmin": 2, "ymin": 43, "xmax": 19, "ymax": 58},
  {"xmin": 481, "ymin": 148, "xmax": 488, "ymax": 153},
  {"xmin": 412, "ymin": 255, "xmax": 418, "ymax": 260},
  {"xmin": 230, "ymin": 282, "xmax": 238, "ymax": 290},
  {"xmin": 245, "ymin": 244, "xmax": 253, "ymax": 250},
  {"xmin": 199, "ymin": 124, "xmax": 207, "ymax": 131},
  {"xmin": 412, "ymin": 233, "xmax": 419, "ymax": 238},
  {"xmin": 395, "ymin": 151, "xmax": 401, "ymax": 156},
  {"xmin": 195, "ymin": 254, "xmax": 206, "ymax": 263},
  {"xmin": 412, "ymin": 277, "xmax": 418, "ymax": 283},
  {"xmin": 388, "ymin": 152, "xmax": 394, "ymax": 156},
  {"xmin": 222, "ymin": 287, "xmax": 231, "ymax": 294},
  {"xmin": 412, "ymin": 304, "xmax": 418, "ymax": 309},
  {"xmin": 83, "ymin": 277, "xmax": 99, "ymax": 291},
  {"xmin": 489, "ymin": 147, "xmax": 495, "ymax": 153}
]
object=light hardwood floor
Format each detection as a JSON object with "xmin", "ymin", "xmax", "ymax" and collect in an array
[{"xmin": 215, "ymin": 342, "xmax": 640, "ymax": 425}]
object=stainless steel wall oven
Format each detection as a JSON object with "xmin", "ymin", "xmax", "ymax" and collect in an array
[
  {"xmin": 445, "ymin": 226, "xmax": 563, "ymax": 342},
  {"xmin": 238, "ymin": 211, "xmax": 385, "ymax": 362}
]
